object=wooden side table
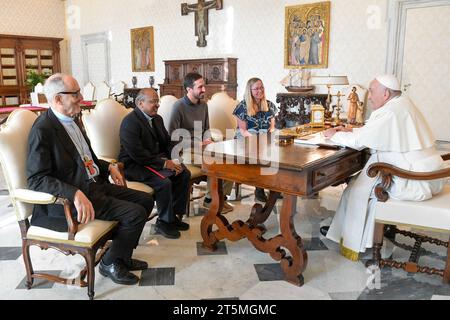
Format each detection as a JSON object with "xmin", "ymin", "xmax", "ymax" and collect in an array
[{"xmin": 275, "ymin": 92, "xmax": 327, "ymax": 128}]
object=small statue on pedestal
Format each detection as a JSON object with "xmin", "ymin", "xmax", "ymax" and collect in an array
[{"xmin": 347, "ymin": 86, "xmax": 361, "ymax": 124}]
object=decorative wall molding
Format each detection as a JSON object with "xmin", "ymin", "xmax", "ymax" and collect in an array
[
  {"xmin": 81, "ymin": 32, "xmax": 111, "ymax": 85},
  {"xmin": 386, "ymin": 0, "xmax": 450, "ymax": 82}
]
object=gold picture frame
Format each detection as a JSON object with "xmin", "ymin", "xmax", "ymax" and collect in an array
[
  {"xmin": 284, "ymin": 1, "xmax": 330, "ymax": 69},
  {"xmin": 131, "ymin": 26, "xmax": 155, "ymax": 72}
]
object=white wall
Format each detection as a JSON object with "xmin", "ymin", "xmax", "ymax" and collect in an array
[
  {"xmin": 0, "ymin": 0, "xmax": 69, "ymax": 73},
  {"xmin": 65, "ymin": 0, "xmax": 388, "ymax": 102}
]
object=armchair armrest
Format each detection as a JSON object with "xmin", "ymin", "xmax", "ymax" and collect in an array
[
  {"xmin": 367, "ymin": 156, "xmax": 450, "ymax": 203},
  {"xmin": 13, "ymin": 188, "xmax": 79, "ymax": 240}
]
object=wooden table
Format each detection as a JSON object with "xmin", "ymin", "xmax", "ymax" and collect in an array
[{"xmin": 197, "ymin": 133, "xmax": 367, "ymax": 286}]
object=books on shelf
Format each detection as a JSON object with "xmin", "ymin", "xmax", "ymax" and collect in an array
[{"xmin": 294, "ymin": 132, "xmax": 344, "ymax": 149}]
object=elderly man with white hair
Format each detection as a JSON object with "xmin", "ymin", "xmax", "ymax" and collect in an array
[{"xmin": 321, "ymin": 74, "xmax": 446, "ymax": 261}]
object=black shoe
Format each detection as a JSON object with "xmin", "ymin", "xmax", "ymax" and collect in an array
[
  {"xmin": 99, "ymin": 259, "xmax": 139, "ymax": 285},
  {"xmin": 384, "ymin": 225, "xmax": 397, "ymax": 241},
  {"xmin": 255, "ymin": 188, "xmax": 268, "ymax": 202},
  {"xmin": 123, "ymin": 258, "xmax": 148, "ymax": 271},
  {"xmin": 171, "ymin": 218, "xmax": 190, "ymax": 231},
  {"xmin": 155, "ymin": 220, "xmax": 181, "ymax": 239},
  {"xmin": 320, "ymin": 226, "xmax": 329, "ymax": 237}
]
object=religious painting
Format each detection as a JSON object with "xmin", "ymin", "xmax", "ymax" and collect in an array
[
  {"xmin": 284, "ymin": 1, "xmax": 330, "ymax": 69},
  {"xmin": 131, "ymin": 26, "xmax": 155, "ymax": 72}
]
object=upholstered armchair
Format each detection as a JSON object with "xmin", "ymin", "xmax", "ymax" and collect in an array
[
  {"xmin": 159, "ymin": 94, "xmax": 207, "ymax": 217},
  {"xmin": 81, "ymin": 99, "xmax": 156, "ymax": 219},
  {"xmin": 207, "ymin": 92, "xmax": 238, "ymax": 142},
  {"xmin": 81, "ymin": 81, "xmax": 95, "ymax": 102},
  {"xmin": 95, "ymin": 81, "xmax": 111, "ymax": 101},
  {"xmin": 367, "ymin": 153, "xmax": 450, "ymax": 283},
  {"xmin": 0, "ymin": 109, "xmax": 117, "ymax": 300},
  {"xmin": 159, "ymin": 95, "xmax": 177, "ymax": 130}
]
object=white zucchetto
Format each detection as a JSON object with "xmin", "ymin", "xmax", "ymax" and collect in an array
[{"xmin": 375, "ymin": 74, "xmax": 401, "ymax": 91}]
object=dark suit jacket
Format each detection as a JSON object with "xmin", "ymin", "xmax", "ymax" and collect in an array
[
  {"xmin": 118, "ymin": 108, "xmax": 177, "ymax": 182},
  {"xmin": 27, "ymin": 109, "xmax": 110, "ymax": 231}
]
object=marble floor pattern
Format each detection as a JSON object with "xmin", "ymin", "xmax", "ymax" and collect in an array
[{"xmin": 0, "ymin": 166, "xmax": 449, "ymax": 301}]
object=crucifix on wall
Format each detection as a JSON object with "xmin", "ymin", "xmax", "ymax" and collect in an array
[{"xmin": 181, "ymin": 0, "xmax": 223, "ymax": 47}]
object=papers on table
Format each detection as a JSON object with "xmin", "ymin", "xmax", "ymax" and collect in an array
[{"xmin": 294, "ymin": 132, "xmax": 344, "ymax": 149}]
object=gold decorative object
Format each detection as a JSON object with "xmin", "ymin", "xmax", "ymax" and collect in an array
[{"xmin": 310, "ymin": 104, "xmax": 325, "ymax": 128}]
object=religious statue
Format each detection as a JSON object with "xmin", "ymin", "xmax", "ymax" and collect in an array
[
  {"xmin": 355, "ymin": 100, "xmax": 365, "ymax": 124},
  {"xmin": 347, "ymin": 86, "xmax": 361, "ymax": 124},
  {"xmin": 181, "ymin": 0, "xmax": 223, "ymax": 47}
]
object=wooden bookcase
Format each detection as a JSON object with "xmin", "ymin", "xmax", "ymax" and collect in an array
[
  {"xmin": 159, "ymin": 58, "xmax": 238, "ymax": 100},
  {"xmin": 0, "ymin": 34, "xmax": 62, "ymax": 108}
]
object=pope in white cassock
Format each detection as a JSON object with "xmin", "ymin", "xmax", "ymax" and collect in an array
[{"xmin": 323, "ymin": 74, "xmax": 446, "ymax": 261}]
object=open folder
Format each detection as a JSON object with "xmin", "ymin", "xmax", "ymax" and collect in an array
[{"xmin": 294, "ymin": 132, "xmax": 344, "ymax": 149}]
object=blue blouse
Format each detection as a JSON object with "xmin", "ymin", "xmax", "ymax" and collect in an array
[{"xmin": 233, "ymin": 100, "xmax": 277, "ymax": 138}]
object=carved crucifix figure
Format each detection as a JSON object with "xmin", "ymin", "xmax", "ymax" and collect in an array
[{"xmin": 181, "ymin": 0, "xmax": 223, "ymax": 47}]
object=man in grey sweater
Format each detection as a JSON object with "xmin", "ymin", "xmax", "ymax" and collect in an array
[{"xmin": 168, "ymin": 72, "xmax": 234, "ymax": 213}]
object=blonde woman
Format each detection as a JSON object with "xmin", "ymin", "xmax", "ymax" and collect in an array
[{"xmin": 233, "ymin": 78, "xmax": 277, "ymax": 202}]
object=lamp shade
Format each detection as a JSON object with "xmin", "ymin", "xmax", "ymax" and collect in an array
[{"xmin": 310, "ymin": 75, "xmax": 349, "ymax": 86}]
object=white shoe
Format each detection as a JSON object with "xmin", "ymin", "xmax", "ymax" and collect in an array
[{"xmin": 203, "ymin": 199, "xmax": 233, "ymax": 214}]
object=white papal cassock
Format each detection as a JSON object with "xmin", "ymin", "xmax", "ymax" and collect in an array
[{"xmin": 326, "ymin": 95, "xmax": 446, "ymax": 261}]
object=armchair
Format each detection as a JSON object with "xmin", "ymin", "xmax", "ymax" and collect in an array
[
  {"xmin": 159, "ymin": 94, "xmax": 207, "ymax": 217},
  {"xmin": 81, "ymin": 99, "xmax": 156, "ymax": 219},
  {"xmin": 367, "ymin": 153, "xmax": 450, "ymax": 283},
  {"xmin": 81, "ymin": 81, "xmax": 95, "ymax": 102},
  {"xmin": 95, "ymin": 81, "xmax": 111, "ymax": 101},
  {"xmin": 0, "ymin": 109, "xmax": 117, "ymax": 299}
]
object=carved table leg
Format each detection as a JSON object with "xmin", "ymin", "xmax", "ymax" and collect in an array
[{"xmin": 277, "ymin": 194, "xmax": 307, "ymax": 286}]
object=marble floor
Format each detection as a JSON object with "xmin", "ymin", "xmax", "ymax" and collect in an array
[{"xmin": 0, "ymin": 162, "xmax": 449, "ymax": 301}]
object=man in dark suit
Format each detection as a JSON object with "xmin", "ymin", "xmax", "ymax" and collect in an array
[
  {"xmin": 119, "ymin": 88, "xmax": 191, "ymax": 239},
  {"xmin": 27, "ymin": 73, "xmax": 154, "ymax": 285}
]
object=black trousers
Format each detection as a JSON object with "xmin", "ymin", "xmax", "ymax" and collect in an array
[
  {"xmin": 139, "ymin": 168, "xmax": 191, "ymax": 224},
  {"xmin": 88, "ymin": 179, "xmax": 154, "ymax": 263}
]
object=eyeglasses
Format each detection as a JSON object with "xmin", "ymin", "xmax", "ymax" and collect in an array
[
  {"xmin": 57, "ymin": 90, "xmax": 82, "ymax": 98},
  {"xmin": 251, "ymin": 86, "xmax": 265, "ymax": 92}
]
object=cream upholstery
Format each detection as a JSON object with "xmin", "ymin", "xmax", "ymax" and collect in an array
[
  {"xmin": 81, "ymin": 81, "xmax": 95, "ymax": 101},
  {"xmin": 81, "ymin": 99, "xmax": 153, "ymax": 195},
  {"xmin": 207, "ymin": 92, "xmax": 238, "ymax": 141},
  {"xmin": 186, "ymin": 164, "xmax": 204, "ymax": 179},
  {"xmin": 126, "ymin": 180, "xmax": 153, "ymax": 193},
  {"xmin": 95, "ymin": 81, "xmax": 111, "ymax": 101},
  {"xmin": 159, "ymin": 95, "xmax": 177, "ymax": 130},
  {"xmin": 111, "ymin": 81, "xmax": 126, "ymax": 102},
  {"xmin": 28, "ymin": 219, "xmax": 117, "ymax": 247},
  {"xmin": 83, "ymin": 99, "xmax": 130, "ymax": 160},
  {"xmin": 0, "ymin": 109, "xmax": 39, "ymax": 220},
  {"xmin": 375, "ymin": 185, "xmax": 450, "ymax": 233},
  {"xmin": 34, "ymin": 83, "xmax": 44, "ymax": 94}
]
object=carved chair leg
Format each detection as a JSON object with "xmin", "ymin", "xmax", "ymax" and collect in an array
[
  {"xmin": 84, "ymin": 250, "xmax": 96, "ymax": 300},
  {"xmin": 444, "ymin": 236, "xmax": 450, "ymax": 284},
  {"xmin": 22, "ymin": 241, "xmax": 34, "ymax": 289},
  {"xmin": 185, "ymin": 182, "xmax": 194, "ymax": 218},
  {"xmin": 235, "ymin": 183, "xmax": 241, "ymax": 200},
  {"xmin": 366, "ymin": 222, "xmax": 384, "ymax": 268}
]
